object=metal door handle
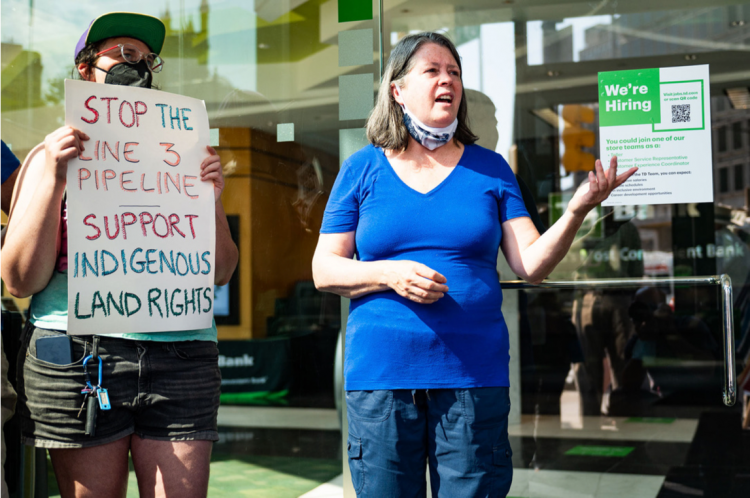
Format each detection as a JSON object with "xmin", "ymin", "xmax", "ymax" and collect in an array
[
  {"xmin": 721, "ymin": 275, "xmax": 736, "ymax": 406},
  {"xmin": 500, "ymin": 275, "xmax": 736, "ymax": 406}
]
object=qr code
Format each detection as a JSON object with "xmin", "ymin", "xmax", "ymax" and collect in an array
[{"xmin": 672, "ymin": 104, "xmax": 690, "ymax": 123}]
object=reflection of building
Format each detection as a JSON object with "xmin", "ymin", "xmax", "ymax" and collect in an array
[
  {"xmin": 1, "ymin": 43, "xmax": 44, "ymax": 111},
  {"xmin": 156, "ymin": 0, "xmax": 237, "ymax": 103},
  {"xmin": 579, "ymin": 23, "xmax": 622, "ymax": 61},
  {"xmin": 160, "ymin": 0, "xmax": 210, "ymax": 63},
  {"xmin": 712, "ymin": 96, "xmax": 750, "ymax": 209},
  {"xmin": 579, "ymin": 7, "xmax": 750, "ymax": 61},
  {"xmin": 537, "ymin": 7, "xmax": 750, "ymax": 65},
  {"xmin": 543, "ymin": 21, "xmax": 572, "ymax": 64}
]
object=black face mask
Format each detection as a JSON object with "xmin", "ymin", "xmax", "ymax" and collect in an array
[{"xmin": 93, "ymin": 60, "xmax": 152, "ymax": 88}]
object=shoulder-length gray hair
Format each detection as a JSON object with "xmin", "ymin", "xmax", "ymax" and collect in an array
[{"xmin": 366, "ymin": 32, "xmax": 477, "ymax": 151}]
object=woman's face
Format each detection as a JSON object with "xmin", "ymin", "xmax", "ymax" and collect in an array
[
  {"xmin": 79, "ymin": 36, "xmax": 152, "ymax": 83},
  {"xmin": 391, "ymin": 42, "xmax": 463, "ymax": 129}
]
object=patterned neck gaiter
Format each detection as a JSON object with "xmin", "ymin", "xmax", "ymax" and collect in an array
[{"xmin": 401, "ymin": 103, "xmax": 458, "ymax": 150}]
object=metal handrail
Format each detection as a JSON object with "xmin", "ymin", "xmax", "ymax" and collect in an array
[
  {"xmin": 721, "ymin": 275, "xmax": 736, "ymax": 406},
  {"xmin": 500, "ymin": 275, "xmax": 736, "ymax": 407}
]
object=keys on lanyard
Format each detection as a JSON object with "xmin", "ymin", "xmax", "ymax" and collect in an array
[{"xmin": 80, "ymin": 337, "xmax": 109, "ymax": 437}]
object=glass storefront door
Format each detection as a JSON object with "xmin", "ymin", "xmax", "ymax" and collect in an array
[{"xmin": 354, "ymin": 1, "xmax": 750, "ymax": 497}]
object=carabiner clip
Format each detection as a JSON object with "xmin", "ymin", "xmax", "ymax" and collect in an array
[{"xmin": 82, "ymin": 354, "xmax": 103, "ymax": 392}]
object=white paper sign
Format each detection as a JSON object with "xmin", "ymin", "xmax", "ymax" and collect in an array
[
  {"xmin": 598, "ymin": 65, "xmax": 713, "ymax": 206},
  {"xmin": 65, "ymin": 79, "xmax": 215, "ymax": 335}
]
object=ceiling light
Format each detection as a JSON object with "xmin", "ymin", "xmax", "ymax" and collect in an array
[
  {"xmin": 531, "ymin": 108, "xmax": 564, "ymax": 128},
  {"xmin": 725, "ymin": 87, "xmax": 750, "ymax": 110}
]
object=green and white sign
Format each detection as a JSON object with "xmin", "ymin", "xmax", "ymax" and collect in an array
[{"xmin": 598, "ymin": 65, "xmax": 712, "ymax": 206}]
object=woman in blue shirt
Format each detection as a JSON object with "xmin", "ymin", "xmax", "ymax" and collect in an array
[{"xmin": 313, "ymin": 32, "xmax": 635, "ymax": 497}]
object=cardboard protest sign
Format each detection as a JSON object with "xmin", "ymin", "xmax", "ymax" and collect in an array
[
  {"xmin": 598, "ymin": 65, "xmax": 713, "ymax": 206},
  {"xmin": 65, "ymin": 79, "xmax": 215, "ymax": 335}
]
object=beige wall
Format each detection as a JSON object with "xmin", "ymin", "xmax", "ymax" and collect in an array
[{"xmin": 216, "ymin": 127, "xmax": 337, "ymax": 339}]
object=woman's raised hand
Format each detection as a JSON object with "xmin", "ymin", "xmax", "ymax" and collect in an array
[
  {"xmin": 566, "ymin": 156, "xmax": 638, "ymax": 217},
  {"xmin": 200, "ymin": 145, "xmax": 225, "ymax": 201},
  {"xmin": 44, "ymin": 126, "xmax": 89, "ymax": 181},
  {"xmin": 385, "ymin": 261, "xmax": 449, "ymax": 304}
]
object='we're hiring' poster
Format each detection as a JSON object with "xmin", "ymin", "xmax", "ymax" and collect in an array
[
  {"xmin": 65, "ymin": 79, "xmax": 215, "ymax": 335},
  {"xmin": 598, "ymin": 65, "xmax": 713, "ymax": 206}
]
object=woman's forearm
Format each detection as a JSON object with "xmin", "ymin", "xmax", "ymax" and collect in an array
[
  {"xmin": 2, "ymin": 176, "xmax": 65, "ymax": 297},
  {"xmin": 509, "ymin": 158, "xmax": 638, "ymax": 284},
  {"xmin": 312, "ymin": 252, "xmax": 392, "ymax": 299},
  {"xmin": 517, "ymin": 210, "xmax": 586, "ymax": 284}
]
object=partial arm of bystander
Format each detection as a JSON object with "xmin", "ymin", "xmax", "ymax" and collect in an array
[{"xmin": 2, "ymin": 127, "xmax": 87, "ymax": 297}]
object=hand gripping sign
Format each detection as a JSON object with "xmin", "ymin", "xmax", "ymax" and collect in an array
[{"xmin": 65, "ymin": 79, "xmax": 216, "ymax": 335}]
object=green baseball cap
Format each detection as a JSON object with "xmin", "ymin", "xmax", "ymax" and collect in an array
[{"xmin": 75, "ymin": 12, "xmax": 166, "ymax": 61}]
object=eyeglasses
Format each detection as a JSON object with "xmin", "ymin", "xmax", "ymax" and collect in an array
[{"xmin": 96, "ymin": 43, "xmax": 164, "ymax": 73}]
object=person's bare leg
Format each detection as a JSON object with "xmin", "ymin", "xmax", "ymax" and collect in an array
[
  {"xmin": 130, "ymin": 436, "xmax": 212, "ymax": 498},
  {"xmin": 49, "ymin": 435, "xmax": 131, "ymax": 498}
]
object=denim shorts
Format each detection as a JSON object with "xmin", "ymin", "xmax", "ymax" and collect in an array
[
  {"xmin": 346, "ymin": 387, "xmax": 513, "ymax": 498},
  {"xmin": 16, "ymin": 323, "xmax": 221, "ymax": 449}
]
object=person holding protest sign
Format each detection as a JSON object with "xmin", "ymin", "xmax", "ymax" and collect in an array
[
  {"xmin": 2, "ymin": 12, "xmax": 238, "ymax": 498},
  {"xmin": 312, "ymin": 32, "xmax": 637, "ymax": 497}
]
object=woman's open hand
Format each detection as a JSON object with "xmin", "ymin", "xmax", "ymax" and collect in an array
[
  {"xmin": 201, "ymin": 145, "xmax": 225, "ymax": 201},
  {"xmin": 44, "ymin": 126, "xmax": 89, "ymax": 182},
  {"xmin": 566, "ymin": 156, "xmax": 638, "ymax": 218},
  {"xmin": 384, "ymin": 261, "xmax": 449, "ymax": 304}
]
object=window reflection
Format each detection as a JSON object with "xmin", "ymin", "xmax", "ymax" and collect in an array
[
  {"xmin": 385, "ymin": 3, "xmax": 749, "ymax": 494},
  {"xmin": 527, "ymin": 7, "xmax": 750, "ymax": 66}
]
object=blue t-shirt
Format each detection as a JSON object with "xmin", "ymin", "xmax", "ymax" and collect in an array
[{"xmin": 321, "ymin": 144, "xmax": 529, "ymax": 390}]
